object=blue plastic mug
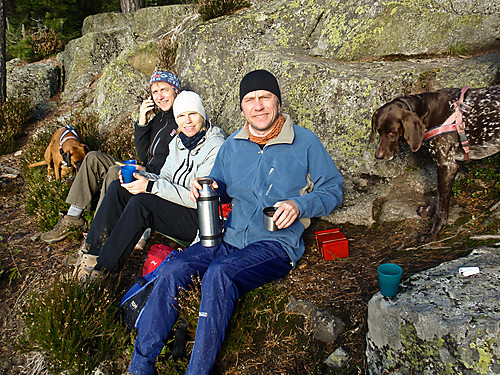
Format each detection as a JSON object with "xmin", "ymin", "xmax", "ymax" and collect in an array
[
  {"xmin": 123, "ymin": 159, "xmax": 137, "ymax": 165},
  {"xmin": 377, "ymin": 263, "xmax": 403, "ymax": 297},
  {"xmin": 121, "ymin": 165, "xmax": 136, "ymax": 183}
]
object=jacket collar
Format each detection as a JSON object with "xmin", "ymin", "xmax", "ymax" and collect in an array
[
  {"xmin": 175, "ymin": 125, "xmax": 223, "ymax": 152},
  {"xmin": 234, "ymin": 113, "xmax": 294, "ymax": 146}
]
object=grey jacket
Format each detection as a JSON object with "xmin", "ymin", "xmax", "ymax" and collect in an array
[{"xmin": 142, "ymin": 126, "xmax": 226, "ymax": 208}]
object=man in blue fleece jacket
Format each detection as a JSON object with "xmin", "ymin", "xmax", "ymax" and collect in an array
[{"xmin": 128, "ymin": 69, "xmax": 343, "ymax": 375}]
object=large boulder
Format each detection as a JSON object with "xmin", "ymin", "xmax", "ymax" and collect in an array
[
  {"xmin": 176, "ymin": 0, "xmax": 498, "ymax": 79},
  {"xmin": 366, "ymin": 246, "xmax": 500, "ymax": 374},
  {"xmin": 175, "ymin": 10, "xmax": 499, "ymax": 224},
  {"xmin": 6, "ymin": 58, "xmax": 60, "ymax": 117},
  {"xmin": 62, "ymin": 5, "xmax": 196, "ymax": 104},
  {"xmin": 83, "ymin": 57, "xmax": 151, "ymax": 132},
  {"xmin": 62, "ymin": 27, "xmax": 137, "ymax": 103},
  {"xmin": 307, "ymin": 0, "xmax": 499, "ymax": 60},
  {"xmin": 82, "ymin": 5, "xmax": 195, "ymax": 42},
  {"xmin": 55, "ymin": 0, "xmax": 499, "ymax": 226}
]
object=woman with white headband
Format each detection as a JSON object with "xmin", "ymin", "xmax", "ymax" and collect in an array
[{"xmin": 72, "ymin": 91, "xmax": 226, "ymax": 280}]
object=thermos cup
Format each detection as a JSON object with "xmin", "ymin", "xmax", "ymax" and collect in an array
[
  {"xmin": 197, "ymin": 178, "xmax": 223, "ymax": 247},
  {"xmin": 263, "ymin": 206, "xmax": 279, "ymax": 231}
]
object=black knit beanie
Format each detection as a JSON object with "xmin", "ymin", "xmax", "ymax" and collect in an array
[{"xmin": 239, "ymin": 69, "xmax": 282, "ymax": 106}]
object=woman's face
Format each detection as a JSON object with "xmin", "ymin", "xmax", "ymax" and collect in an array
[
  {"xmin": 176, "ymin": 111, "xmax": 205, "ymax": 137},
  {"xmin": 151, "ymin": 82, "xmax": 176, "ymax": 111}
]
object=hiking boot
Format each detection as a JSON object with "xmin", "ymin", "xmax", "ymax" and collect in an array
[
  {"xmin": 73, "ymin": 254, "xmax": 101, "ymax": 282},
  {"xmin": 62, "ymin": 237, "xmax": 91, "ymax": 267},
  {"xmin": 41, "ymin": 214, "xmax": 87, "ymax": 244},
  {"xmin": 63, "ymin": 250, "xmax": 83, "ymax": 266},
  {"xmin": 76, "ymin": 265, "xmax": 102, "ymax": 283}
]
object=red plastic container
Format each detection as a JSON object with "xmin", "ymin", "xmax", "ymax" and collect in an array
[
  {"xmin": 142, "ymin": 244, "xmax": 175, "ymax": 276},
  {"xmin": 315, "ymin": 229, "xmax": 349, "ymax": 260}
]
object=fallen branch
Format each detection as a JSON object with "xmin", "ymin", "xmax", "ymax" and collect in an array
[{"xmin": 469, "ymin": 235, "xmax": 500, "ymax": 240}]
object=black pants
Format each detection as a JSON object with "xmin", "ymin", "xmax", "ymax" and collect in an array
[{"xmin": 86, "ymin": 180, "xmax": 198, "ymax": 272}]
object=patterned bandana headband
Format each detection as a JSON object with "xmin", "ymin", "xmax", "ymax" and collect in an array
[{"xmin": 150, "ymin": 71, "xmax": 181, "ymax": 94}]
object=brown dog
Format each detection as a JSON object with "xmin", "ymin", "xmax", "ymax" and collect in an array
[
  {"xmin": 369, "ymin": 85, "xmax": 500, "ymax": 242},
  {"xmin": 29, "ymin": 126, "xmax": 88, "ymax": 180}
]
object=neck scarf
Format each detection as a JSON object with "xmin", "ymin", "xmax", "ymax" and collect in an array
[
  {"xmin": 179, "ymin": 130, "xmax": 206, "ymax": 150},
  {"xmin": 246, "ymin": 115, "xmax": 285, "ymax": 145}
]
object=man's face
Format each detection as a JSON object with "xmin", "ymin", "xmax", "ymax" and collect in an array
[
  {"xmin": 151, "ymin": 82, "xmax": 177, "ymax": 111},
  {"xmin": 241, "ymin": 90, "xmax": 281, "ymax": 136}
]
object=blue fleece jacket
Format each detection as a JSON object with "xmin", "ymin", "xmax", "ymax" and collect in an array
[{"xmin": 209, "ymin": 114, "xmax": 343, "ymax": 266}]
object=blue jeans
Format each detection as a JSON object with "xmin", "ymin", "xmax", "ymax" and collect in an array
[{"xmin": 128, "ymin": 240, "xmax": 292, "ymax": 375}]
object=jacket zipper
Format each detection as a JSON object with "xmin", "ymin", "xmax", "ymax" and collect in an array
[{"xmin": 148, "ymin": 113, "xmax": 168, "ymax": 165}]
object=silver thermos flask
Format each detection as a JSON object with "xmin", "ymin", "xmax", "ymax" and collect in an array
[{"xmin": 197, "ymin": 178, "xmax": 223, "ymax": 247}]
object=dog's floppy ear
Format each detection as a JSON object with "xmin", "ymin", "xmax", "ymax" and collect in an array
[
  {"xmin": 401, "ymin": 112, "xmax": 426, "ymax": 152},
  {"xmin": 369, "ymin": 109, "xmax": 380, "ymax": 143}
]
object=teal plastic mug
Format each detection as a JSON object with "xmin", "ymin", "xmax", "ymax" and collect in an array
[{"xmin": 377, "ymin": 263, "xmax": 403, "ymax": 297}]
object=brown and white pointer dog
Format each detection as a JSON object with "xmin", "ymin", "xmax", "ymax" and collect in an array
[
  {"xmin": 29, "ymin": 126, "xmax": 88, "ymax": 180},
  {"xmin": 369, "ymin": 85, "xmax": 500, "ymax": 242}
]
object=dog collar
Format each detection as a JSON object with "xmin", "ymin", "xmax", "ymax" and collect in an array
[
  {"xmin": 398, "ymin": 98, "xmax": 413, "ymax": 112},
  {"xmin": 59, "ymin": 125, "xmax": 81, "ymax": 165}
]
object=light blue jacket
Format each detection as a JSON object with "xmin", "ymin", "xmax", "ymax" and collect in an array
[
  {"xmin": 142, "ymin": 126, "xmax": 226, "ymax": 208},
  {"xmin": 209, "ymin": 114, "xmax": 343, "ymax": 266}
]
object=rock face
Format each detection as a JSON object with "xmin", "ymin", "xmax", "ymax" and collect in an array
[
  {"xmin": 173, "ymin": 0, "xmax": 499, "ymax": 226},
  {"xmin": 366, "ymin": 246, "xmax": 500, "ymax": 374},
  {"xmin": 6, "ymin": 0, "xmax": 499, "ymax": 225},
  {"xmin": 61, "ymin": 4, "xmax": 196, "ymax": 128},
  {"xmin": 6, "ymin": 58, "xmax": 60, "ymax": 117}
]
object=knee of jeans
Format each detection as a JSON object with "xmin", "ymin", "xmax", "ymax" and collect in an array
[
  {"xmin": 156, "ymin": 256, "xmax": 200, "ymax": 292},
  {"xmin": 157, "ymin": 256, "xmax": 187, "ymax": 279},
  {"xmin": 127, "ymin": 194, "xmax": 150, "ymax": 210}
]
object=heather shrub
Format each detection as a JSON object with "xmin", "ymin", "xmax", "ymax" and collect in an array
[
  {"xmin": 6, "ymin": 23, "xmax": 64, "ymax": 62},
  {"xmin": 67, "ymin": 112, "xmax": 104, "ymax": 153},
  {"xmin": 24, "ymin": 166, "xmax": 72, "ymax": 232},
  {"xmin": 157, "ymin": 39, "xmax": 178, "ymax": 72},
  {"xmin": 22, "ymin": 276, "xmax": 131, "ymax": 374},
  {"xmin": 196, "ymin": 0, "xmax": 251, "ymax": 21},
  {"xmin": 0, "ymin": 97, "xmax": 33, "ymax": 155},
  {"xmin": 75, "ymin": 111, "xmax": 136, "ymax": 161},
  {"xmin": 99, "ymin": 121, "xmax": 137, "ymax": 162},
  {"xmin": 30, "ymin": 29, "xmax": 65, "ymax": 60}
]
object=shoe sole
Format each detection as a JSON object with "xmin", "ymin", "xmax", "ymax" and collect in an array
[{"xmin": 40, "ymin": 232, "xmax": 71, "ymax": 244}]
